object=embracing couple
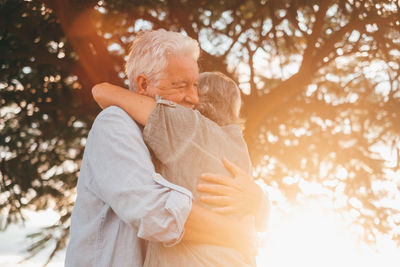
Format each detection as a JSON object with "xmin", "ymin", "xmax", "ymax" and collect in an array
[{"xmin": 65, "ymin": 29, "xmax": 269, "ymax": 267}]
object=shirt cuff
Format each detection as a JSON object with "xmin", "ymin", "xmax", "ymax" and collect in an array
[
  {"xmin": 155, "ymin": 95, "xmax": 177, "ymax": 107},
  {"xmin": 153, "ymin": 173, "xmax": 193, "ymax": 247},
  {"xmin": 153, "ymin": 173, "xmax": 193, "ymax": 198}
]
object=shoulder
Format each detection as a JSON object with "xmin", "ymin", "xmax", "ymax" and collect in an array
[
  {"xmin": 219, "ymin": 124, "xmax": 247, "ymax": 148},
  {"xmin": 222, "ymin": 124, "xmax": 242, "ymax": 136},
  {"xmin": 92, "ymin": 106, "xmax": 141, "ymax": 133},
  {"xmin": 225, "ymin": 125, "xmax": 247, "ymax": 145},
  {"xmin": 95, "ymin": 105, "xmax": 134, "ymax": 123},
  {"xmin": 156, "ymin": 101, "xmax": 201, "ymax": 124}
]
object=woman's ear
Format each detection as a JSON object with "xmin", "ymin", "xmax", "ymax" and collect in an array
[{"xmin": 136, "ymin": 74, "xmax": 149, "ymax": 95}]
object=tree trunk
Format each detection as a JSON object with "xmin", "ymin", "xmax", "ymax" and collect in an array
[{"xmin": 41, "ymin": 0, "xmax": 123, "ymax": 101}]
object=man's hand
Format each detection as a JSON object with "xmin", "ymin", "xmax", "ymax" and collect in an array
[{"xmin": 197, "ymin": 157, "xmax": 264, "ymax": 215}]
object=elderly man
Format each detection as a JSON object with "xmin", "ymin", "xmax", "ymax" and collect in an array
[{"xmin": 65, "ymin": 29, "xmax": 267, "ymax": 267}]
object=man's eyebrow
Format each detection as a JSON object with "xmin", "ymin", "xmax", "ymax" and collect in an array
[{"xmin": 171, "ymin": 80, "xmax": 188, "ymax": 86}]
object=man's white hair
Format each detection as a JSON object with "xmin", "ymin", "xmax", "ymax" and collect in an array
[{"xmin": 125, "ymin": 29, "xmax": 200, "ymax": 91}]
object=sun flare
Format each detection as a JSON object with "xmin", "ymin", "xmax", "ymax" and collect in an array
[{"xmin": 256, "ymin": 203, "xmax": 399, "ymax": 267}]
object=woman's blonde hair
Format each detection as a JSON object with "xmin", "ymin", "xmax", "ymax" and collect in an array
[{"xmin": 195, "ymin": 72, "xmax": 242, "ymax": 126}]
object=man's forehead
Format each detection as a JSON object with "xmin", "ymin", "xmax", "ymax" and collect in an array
[
  {"xmin": 160, "ymin": 70, "xmax": 199, "ymax": 83},
  {"xmin": 157, "ymin": 55, "xmax": 198, "ymax": 82},
  {"xmin": 158, "ymin": 74, "xmax": 198, "ymax": 81}
]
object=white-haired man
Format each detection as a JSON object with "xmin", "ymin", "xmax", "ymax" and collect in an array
[{"xmin": 65, "ymin": 30, "xmax": 267, "ymax": 267}]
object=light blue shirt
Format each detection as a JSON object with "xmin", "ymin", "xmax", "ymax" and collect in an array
[{"xmin": 65, "ymin": 106, "xmax": 193, "ymax": 267}]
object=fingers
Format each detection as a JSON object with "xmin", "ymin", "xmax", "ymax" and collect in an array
[
  {"xmin": 197, "ymin": 183, "xmax": 233, "ymax": 195},
  {"xmin": 200, "ymin": 195, "xmax": 231, "ymax": 205},
  {"xmin": 200, "ymin": 173, "xmax": 233, "ymax": 186},
  {"xmin": 222, "ymin": 157, "xmax": 245, "ymax": 177}
]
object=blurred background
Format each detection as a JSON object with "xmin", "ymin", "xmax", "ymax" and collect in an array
[{"xmin": 0, "ymin": 0, "xmax": 399, "ymax": 266}]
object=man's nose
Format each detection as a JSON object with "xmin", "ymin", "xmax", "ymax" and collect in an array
[{"xmin": 185, "ymin": 85, "xmax": 199, "ymax": 105}]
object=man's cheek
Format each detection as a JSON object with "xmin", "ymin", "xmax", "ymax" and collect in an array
[
  {"xmin": 143, "ymin": 86, "xmax": 158, "ymax": 98},
  {"xmin": 163, "ymin": 96, "xmax": 180, "ymax": 103},
  {"xmin": 159, "ymin": 93, "xmax": 183, "ymax": 103}
]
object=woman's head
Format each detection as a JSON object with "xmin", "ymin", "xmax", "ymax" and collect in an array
[{"xmin": 195, "ymin": 72, "xmax": 242, "ymax": 126}]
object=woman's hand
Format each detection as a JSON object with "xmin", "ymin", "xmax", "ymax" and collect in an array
[{"xmin": 197, "ymin": 157, "xmax": 264, "ymax": 215}]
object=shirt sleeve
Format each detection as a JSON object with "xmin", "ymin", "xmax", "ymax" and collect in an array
[
  {"xmin": 83, "ymin": 106, "xmax": 192, "ymax": 245},
  {"xmin": 143, "ymin": 98, "xmax": 203, "ymax": 164}
]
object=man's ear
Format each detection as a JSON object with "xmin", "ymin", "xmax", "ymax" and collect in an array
[{"xmin": 136, "ymin": 74, "xmax": 149, "ymax": 95}]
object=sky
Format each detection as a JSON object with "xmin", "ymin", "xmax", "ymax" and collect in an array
[
  {"xmin": 256, "ymin": 204, "xmax": 400, "ymax": 267},
  {"xmin": 0, "ymin": 209, "xmax": 64, "ymax": 267}
]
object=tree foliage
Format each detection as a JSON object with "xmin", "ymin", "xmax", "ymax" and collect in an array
[{"xmin": 1, "ymin": 0, "xmax": 399, "ymax": 263}]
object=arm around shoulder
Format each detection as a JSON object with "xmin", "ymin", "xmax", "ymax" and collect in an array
[
  {"xmin": 84, "ymin": 107, "xmax": 192, "ymax": 244},
  {"xmin": 92, "ymin": 82, "xmax": 156, "ymax": 125}
]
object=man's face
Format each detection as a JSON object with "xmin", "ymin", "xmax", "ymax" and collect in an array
[{"xmin": 147, "ymin": 55, "xmax": 199, "ymax": 107}]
